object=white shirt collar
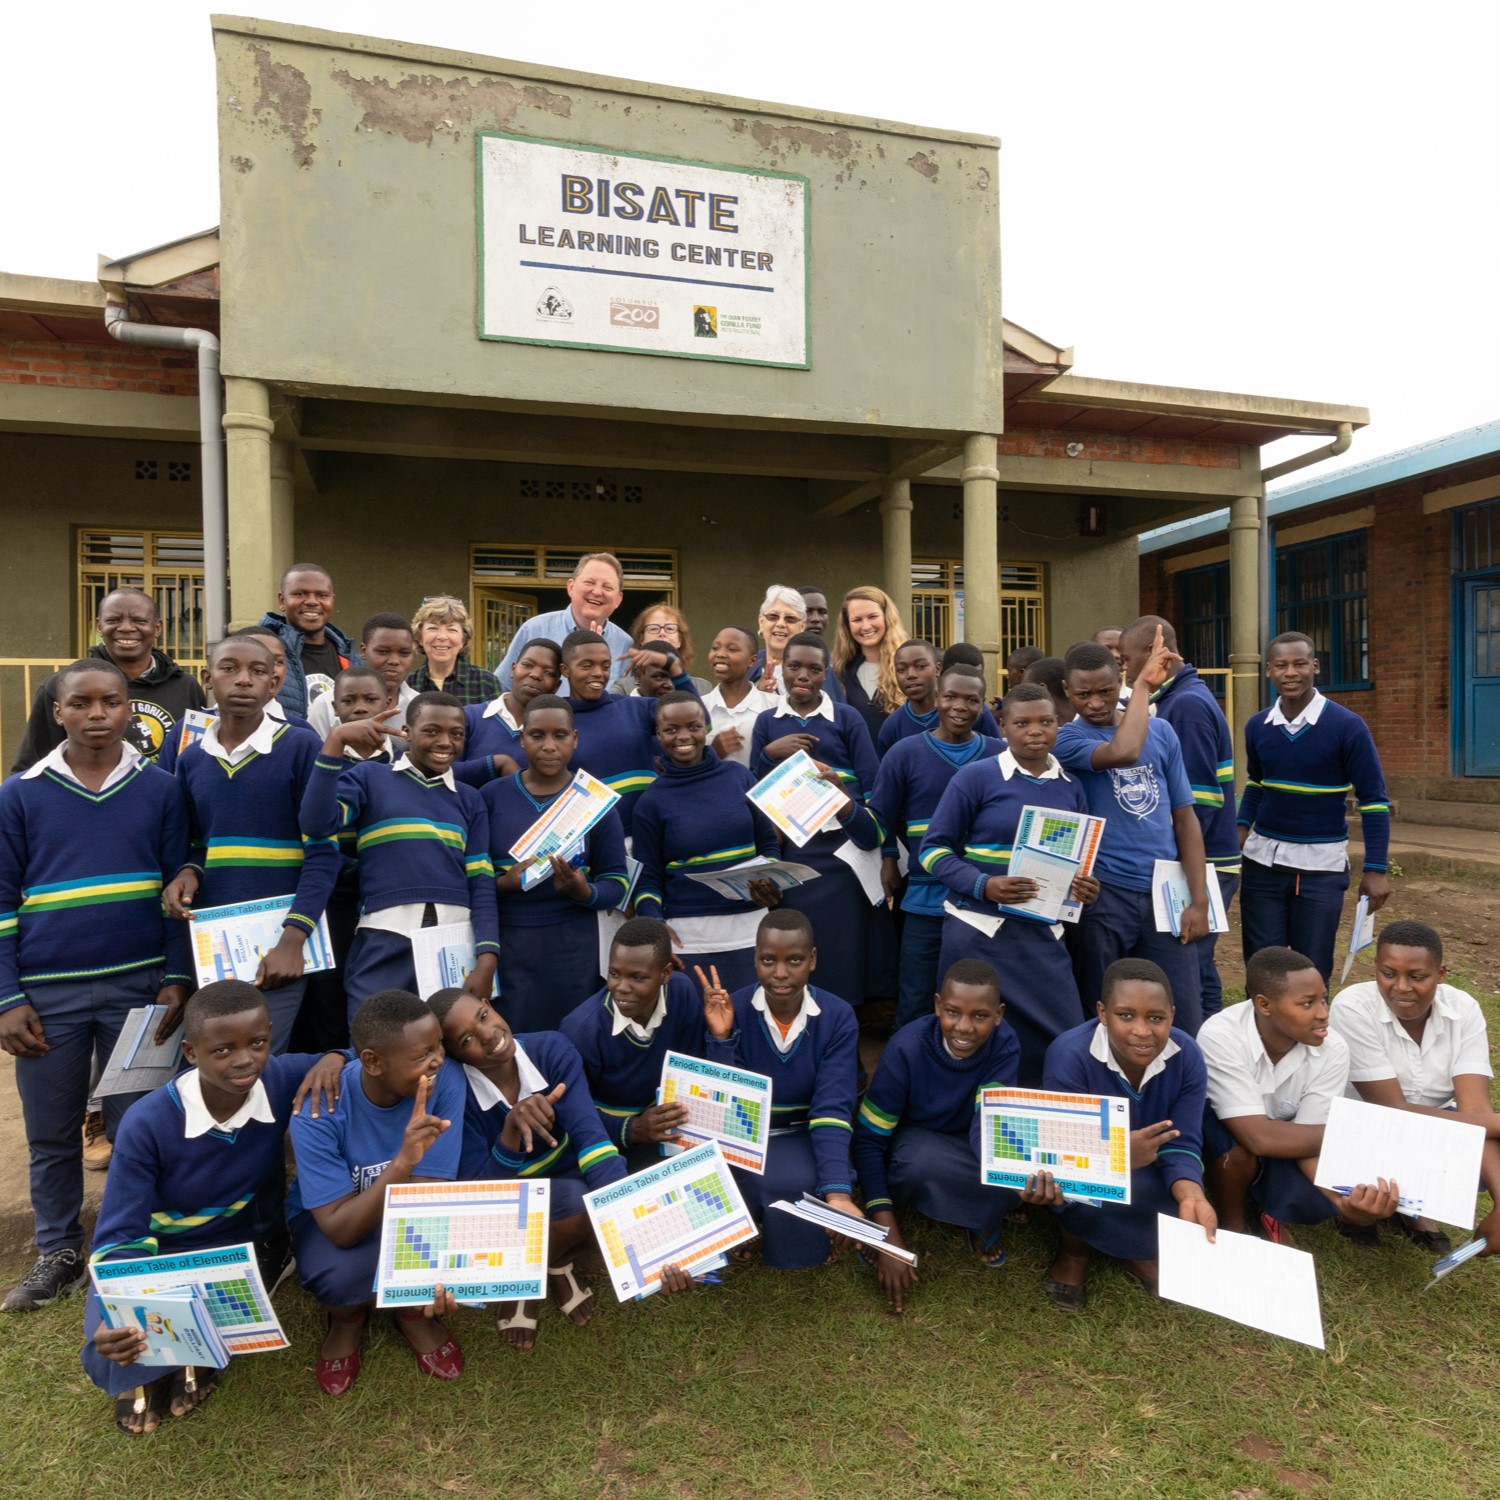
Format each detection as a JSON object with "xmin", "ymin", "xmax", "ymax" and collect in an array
[
  {"xmin": 176, "ymin": 1067, "xmax": 277, "ymax": 1138},
  {"xmin": 998, "ymin": 748, "xmax": 1067, "ymax": 782},
  {"xmin": 1088, "ymin": 1019, "xmax": 1179, "ymax": 1089},
  {"xmin": 266, "ymin": 699, "xmax": 287, "ymax": 722},
  {"xmin": 705, "ymin": 683, "xmax": 774, "ymax": 712},
  {"xmin": 462, "ymin": 1040, "xmax": 549, "ymax": 1112},
  {"xmin": 482, "ymin": 695, "xmax": 521, "ymax": 731},
  {"xmin": 21, "ymin": 740, "xmax": 140, "ymax": 790},
  {"xmin": 750, "ymin": 985, "xmax": 820, "ymax": 1053},
  {"xmin": 201, "ymin": 713, "xmax": 278, "ymax": 766},
  {"xmin": 1267, "ymin": 689, "xmax": 1327, "ymax": 729},
  {"xmin": 392, "ymin": 752, "xmax": 456, "ymax": 792},
  {"xmin": 773, "ymin": 693, "xmax": 835, "ymax": 722},
  {"xmin": 1374, "ymin": 983, "xmax": 1464, "ymax": 1029},
  {"xmin": 610, "ymin": 987, "xmax": 668, "ymax": 1040}
]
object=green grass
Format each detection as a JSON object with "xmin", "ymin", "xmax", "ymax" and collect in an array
[{"xmin": 6, "ymin": 961, "xmax": 1499, "ymax": 1499}]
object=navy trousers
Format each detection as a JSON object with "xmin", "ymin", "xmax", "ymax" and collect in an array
[
  {"xmin": 1072, "ymin": 885, "xmax": 1205, "ymax": 1035},
  {"xmin": 1238, "ymin": 859, "xmax": 1348, "ymax": 985},
  {"xmin": 1202, "ymin": 1105, "xmax": 1338, "ymax": 1226},
  {"xmin": 1198, "ymin": 870, "xmax": 1240, "ymax": 1017},
  {"xmin": 344, "ymin": 928, "xmax": 420, "ymax": 1021},
  {"xmin": 894, "ymin": 912, "xmax": 945, "ymax": 1029}
]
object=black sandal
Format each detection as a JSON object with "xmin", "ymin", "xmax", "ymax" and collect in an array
[
  {"xmin": 1392, "ymin": 1214, "xmax": 1453, "ymax": 1255},
  {"xmin": 1043, "ymin": 1274, "xmax": 1087, "ymax": 1312},
  {"xmin": 113, "ymin": 1379, "xmax": 168, "ymax": 1436},
  {"xmin": 168, "ymin": 1363, "xmax": 219, "ymax": 1418}
]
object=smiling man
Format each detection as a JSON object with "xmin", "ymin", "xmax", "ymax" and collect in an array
[
  {"xmin": 10, "ymin": 588, "xmax": 207, "ymax": 773},
  {"xmin": 495, "ymin": 552, "xmax": 633, "ymax": 692},
  {"xmin": 259, "ymin": 564, "xmax": 362, "ymax": 718}
]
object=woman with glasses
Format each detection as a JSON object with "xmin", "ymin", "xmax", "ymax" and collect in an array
[
  {"xmin": 406, "ymin": 596, "xmax": 500, "ymax": 707},
  {"xmin": 610, "ymin": 604, "xmax": 712, "ymax": 698}
]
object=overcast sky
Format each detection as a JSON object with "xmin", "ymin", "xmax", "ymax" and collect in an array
[{"xmin": 5, "ymin": 1, "xmax": 1495, "ymax": 476}]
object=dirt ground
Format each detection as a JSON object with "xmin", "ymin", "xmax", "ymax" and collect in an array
[{"xmin": 2, "ymin": 851, "xmax": 1495, "ymax": 1262}]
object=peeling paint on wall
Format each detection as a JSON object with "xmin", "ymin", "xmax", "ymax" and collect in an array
[
  {"xmin": 907, "ymin": 151, "xmax": 939, "ymax": 179},
  {"xmin": 251, "ymin": 45, "xmax": 321, "ymax": 169},
  {"xmin": 331, "ymin": 68, "xmax": 572, "ymax": 144},
  {"xmin": 732, "ymin": 118, "xmax": 856, "ymax": 160}
]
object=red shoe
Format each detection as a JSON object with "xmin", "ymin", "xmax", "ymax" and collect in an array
[
  {"xmin": 316, "ymin": 1313, "xmax": 366, "ymax": 1397},
  {"xmin": 395, "ymin": 1311, "xmax": 463, "ymax": 1380}
]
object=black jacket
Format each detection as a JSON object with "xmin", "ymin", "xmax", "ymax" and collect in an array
[{"xmin": 9, "ymin": 645, "xmax": 208, "ymax": 774}]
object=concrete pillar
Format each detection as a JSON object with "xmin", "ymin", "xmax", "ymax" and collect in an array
[
  {"xmin": 880, "ymin": 478, "xmax": 913, "ymax": 627},
  {"xmin": 222, "ymin": 378, "xmax": 283, "ymax": 629},
  {"xmin": 961, "ymin": 433, "xmax": 1001, "ymax": 695},
  {"xmin": 1228, "ymin": 492, "xmax": 1262, "ymax": 790}
]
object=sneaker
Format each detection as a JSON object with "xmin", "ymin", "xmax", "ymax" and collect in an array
[
  {"xmin": 82, "ymin": 1111, "xmax": 112, "ymax": 1172},
  {"xmin": 2, "ymin": 1249, "xmax": 86, "ymax": 1311}
]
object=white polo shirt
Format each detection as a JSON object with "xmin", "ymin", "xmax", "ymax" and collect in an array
[
  {"xmin": 1197, "ymin": 998, "xmax": 1349, "ymax": 1124},
  {"xmin": 702, "ymin": 683, "xmax": 778, "ymax": 767},
  {"xmin": 1329, "ymin": 981, "xmax": 1492, "ymax": 1108}
]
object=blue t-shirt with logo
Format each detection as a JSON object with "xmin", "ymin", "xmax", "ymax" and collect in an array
[
  {"xmin": 1054, "ymin": 717, "xmax": 1193, "ymax": 893},
  {"xmin": 287, "ymin": 1056, "xmax": 465, "ymax": 1216}
]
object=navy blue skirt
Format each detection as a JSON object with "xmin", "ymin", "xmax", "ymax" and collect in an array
[
  {"xmin": 779, "ymin": 833, "xmax": 869, "ymax": 1003},
  {"xmin": 1060, "ymin": 1165, "xmax": 1186, "ymax": 1261},
  {"xmin": 497, "ymin": 911, "xmax": 604, "ymax": 1033},
  {"xmin": 887, "ymin": 1125, "xmax": 1016, "ymax": 1238},
  {"xmin": 731, "ymin": 1130, "xmax": 832, "ymax": 1269}
]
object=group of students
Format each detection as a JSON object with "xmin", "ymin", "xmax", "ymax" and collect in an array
[{"xmin": 0, "ymin": 554, "xmax": 1492, "ymax": 1436}]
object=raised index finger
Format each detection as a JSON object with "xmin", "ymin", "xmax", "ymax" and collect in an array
[{"xmin": 411, "ymin": 1072, "xmax": 430, "ymax": 1117}]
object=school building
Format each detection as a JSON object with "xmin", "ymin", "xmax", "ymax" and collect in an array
[
  {"xmin": 1139, "ymin": 418, "xmax": 1500, "ymax": 826},
  {"xmin": 0, "ymin": 15, "xmax": 1367, "ymax": 774}
]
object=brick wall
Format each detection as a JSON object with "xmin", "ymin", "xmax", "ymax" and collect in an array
[
  {"xmin": 0, "ymin": 338, "xmax": 198, "ymax": 397},
  {"xmin": 999, "ymin": 426, "xmax": 1241, "ymax": 469}
]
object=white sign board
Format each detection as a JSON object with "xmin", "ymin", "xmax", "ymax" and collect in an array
[{"xmin": 478, "ymin": 133, "xmax": 809, "ymax": 368}]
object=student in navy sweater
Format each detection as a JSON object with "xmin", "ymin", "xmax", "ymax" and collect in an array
[
  {"xmin": 485, "ymin": 695, "xmax": 630, "ymax": 1031},
  {"xmin": 749, "ymin": 635, "xmax": 883, "ymax": 1004},
  {"xmin": 1054, "ymin": 634, "xmax": 1212, "ymax": 1033},
  {"xmin": 854, "ymin": 960, "xmax": 1021, "ymax": 1313},
  {"xmin": 876, "ymin": 644, "xmax": 1000, "ymax": 756},
  {"xmin": 1012, "ymin": 959, "xmax": 1217, "ymax": 1311},
  {"xmin": 560, "ymin": 918, "xmax": 706, "ymax": 1166},
  {"xmin": 1238, "ymin": 631, "xmax": 1392, "ymax": 984},
  {"xmin": 919, "ymin": 685, "xmax": 1099, "ymax": 1083},
  {"xmin": 1119, "ymin": 617, "xmax": 1240, "ymax": 1017},
  {"xmin": 428, "ymin": 986, "xmax": 625, "ymax": 1350},
  {"xmin": 288, "ymin": 990, "xmax": 467, "ymax": 1396},
  {"xmin": 459, "ymin": 636, "xmax": 563, "ymax": 778},
  {"xmin": 873, "ymin": 668, "xmax": 1006, "ymax": 1029},
  {"xmin": 301, "ymin": 693, "xmax": 499, "ymax": 1020},
  {"xmin": 695, "ymin": 909, "xmax": 862, "ymax": 1268},
  {"xmin": 634, "ymin": 693, "xmax": 782, "ymax": 993},
  {"xmin": 82, "ymin": 981, "xmax": 345, "ymax": 1432},
  {"xmin": 163, "ymin": 636, "xmax": 340, "ymax": 1054},
  {"xmin": 0, "ymin": 660, "xmax": 194, "ymax": 1313}
]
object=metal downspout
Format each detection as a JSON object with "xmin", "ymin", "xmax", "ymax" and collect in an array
[{"xmin": 104, "ymin": 303, "xmax": 227, "ymax": 643}]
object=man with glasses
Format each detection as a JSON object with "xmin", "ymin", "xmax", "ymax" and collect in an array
[{"xmin": 496, "ymin": 552, "xmax": 634, "ymax": 692}]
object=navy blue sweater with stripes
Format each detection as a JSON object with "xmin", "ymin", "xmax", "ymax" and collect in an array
[{"xmin": 1149, "ymin": 665, "xmax": 1239, "ymax": 872}]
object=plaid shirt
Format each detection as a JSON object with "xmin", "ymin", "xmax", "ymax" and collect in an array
[{"xmin": 405, "ymin": 658, "xmax": 501, "ymax": 707}]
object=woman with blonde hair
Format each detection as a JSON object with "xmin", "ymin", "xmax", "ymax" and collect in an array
[
  {"xmin": 832, "ymin": 586, "xmax": 909, "ymax": 742},
  {"xmin": 609, "ymin": 602, "xmax": 712, "ymax": 698},
  {"xmin": 406, "ymin": 594, "xmax": 500, "ymax": 706}
]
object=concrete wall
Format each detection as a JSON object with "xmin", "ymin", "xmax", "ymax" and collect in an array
[{"xmin": 213, "ymin": 17, "xmax": 1000, "ymax": 437}]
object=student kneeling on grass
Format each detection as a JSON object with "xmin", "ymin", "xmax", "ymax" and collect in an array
[
  {"xmin": 287, "ymin": 990, "xmax": 468, "ymax": 1398},
  {"xmin": 1008, "ymin": 959, "xmax": 1216, "ymax": 1312},
  {"xmin": 428, "ymin": 986, "xmax": 626, "ymax": 1352},
  {"xmin": 1198, "ymin": 946, "xmax": 1399, "ymax": 1246},
  {"xmin": 83, "ymin": 981, "xmax": 345, "ymax": 1434},
  {"xmin": 694, "ymin": 908, "xmax": 862, "ymax": 1270},
  {"xmin": 853, "ymin": 960, "xmax": 1021, "ymax": 1313},
  {"xmin": 560, "ymin": 917, "xmax": 708, "ymax": 1170},
  {"xmin": 1329, "ymin": 919, "xmax": 1500, "ymax": 1255}
]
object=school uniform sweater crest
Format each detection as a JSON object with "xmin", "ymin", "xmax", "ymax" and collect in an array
[
  {"xmin": 559, "ymin": 972, "xmax": 707, "ymax": 1148},
  {"xmin": 853, "ymin": 1013, "xmax": 1020, "ymax": 1213},
  {"xmin": 458, "ymin": 1029, "xmax": 626, "ymax": 1187},
  {"xmin": 178, "ymin": 722, "xmax": 340, "ymax": 937},
  {"xmin": 1238, "ymin": 695, "xmax": 1390, "ymax": 870},
  {"xmin": 300, "ymin": 755, "xmax": 499, "ymax": 950},
  {"xmin": 0, "ymin": 758, "xmax": 192, "ymax": 1008},
  {"xmin": 704, "ymin": 985, "xmax": 859, "ymax": 1197},
  {"xmin": 632, "ymin": 750, "xmax": 780, "ymax": 920},
  {"xmin": 1149, "ymin": 665, "xmax": 1239, "ymax": 872},
  {"xmin": 871, "ymin": 733, "xmax": 1006, "ymax": 916},
  {"xmin": 89, "ymin": 1053, "xmax": 326, "ymax": 1262}
]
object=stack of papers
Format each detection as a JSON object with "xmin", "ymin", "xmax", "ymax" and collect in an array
[
  {"xmin": 509, "ymin": 768, "xmax": 620, "ymax": 891},
  {"xmin": 412, "ymin": 922, "xmax": 498, "ymax": 1000},
  {"xmin": 682, "ymin": 858, "xmax": 820, "ymax": 903},
  {"xmin": 96, "ymin": 1285, "xmax": 231, "ymax": 1368},
  {"xmin": 1002, "ymin": 806, "xmax": 1106, "ymax": 924},
  {"xmin": 1339, "ymin": 895, "xmax": 1376, "ymax": 983},
  {"xmin": 769, "ymin": 1193, "xmax": 917, "ymax": 1265},
  {"xmin": 1151, "ymin": 860, "xmax": 1229, "ymax": 936},
  {"xmin": 95, "ymin": 1005, "xmax": 181, "ymax": 1098},
  {"xmin": 190, "ymin": 896, "xmax": 336, "ymax": 987}
]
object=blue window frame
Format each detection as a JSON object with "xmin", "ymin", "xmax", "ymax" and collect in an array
[
  {"xmin": 1274, "ymin": 528, "xmax": 1370, "ymax": 689},
  {"xmin": 1176, "ymin": 561, "xmax": 1229, "ymax": 696}
]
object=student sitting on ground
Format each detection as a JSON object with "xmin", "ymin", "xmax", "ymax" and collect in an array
[
  {"xmin": 1198, "ymin": 946, "xmax": 1399, "ymax": 1246},
  {"xmin": 287, "ymin": 990, "xmax": 468, "ymax": 1397},
  {"xmin": 300, "ymin": 692, "xmax": 498, "ymax": 1021},
  {"xmin": 1011, "ymin": 959, "xmax": 1216, "ymax": 1311},
  {"xmin": 695, "ymin": 909, "xmax": 862, "ymax": 1270},
  {"xmin": 853, "ymin": 960, "xmax": 1021, "ymax": 1313},
  {"xmin": 560, "ymin": 917, "xmax": 707, "ymax": 1168},
  {"xmin": 428, "ymin": 986, "xmax": 626, "ymax": 1351},
  {"xmin": 1330, "ymin": 919, "xmax": 1500, "ymax": 1255},
  {"xmin": 82, "ymin": 981, "xmax": 345, "ymax": 1433}
]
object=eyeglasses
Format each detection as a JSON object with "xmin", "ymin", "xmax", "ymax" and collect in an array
[
  {"xmin": 761, "ymin": 612, "xmax": 804, "ymax": 625},
  {"xmin": 642, "ymin": 622, "xmax": 681, "ymax": 638}
]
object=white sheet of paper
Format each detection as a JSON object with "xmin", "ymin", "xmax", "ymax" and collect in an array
[
  {"xmin": 1339, "ymin": 896, "xmax": 1376, "ymax": 984},
  {"xmin": 745, "ymin": 750, "xmax": 849, "ymax": 847},
  {"xmin": 835, "ymin": 840, "xmax": 886, "ymax": 905},
  {"xmin": 597, "ymin": 908, "xmax": 629, "ymax": 977},
  {"xmin": 94, "ymin": 1006, "xmax": 181, "ymax": 1097},
  {"xmin": 1315, "ymin": 1095, "xmax": 1485, "ymax": 1228},
  {"xmin": 1157, "ymin": 1214, "xmax": 1325, "ymax": 1349},
  {"xmin": 411, "ymin": 922, "xmax": 478, "ymax": 998},
  {"xmin": 1150, "ymin": 860, "xmax": 1228, "ymax": 935}
]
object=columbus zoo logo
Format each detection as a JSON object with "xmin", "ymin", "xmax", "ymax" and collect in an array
[
  {"xmin": 535, "ymin": 286, "xmax": 574, "ymax": 321},
  {"xmin": 1109, "ymin": 763, "xmax": 1161, "ymax": 820}
]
